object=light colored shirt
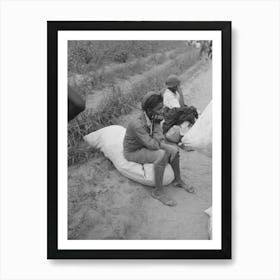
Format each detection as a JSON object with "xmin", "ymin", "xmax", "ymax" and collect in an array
[{"xmin": 163, "ymin": 88, "xmax": 181, "ymax": 109}]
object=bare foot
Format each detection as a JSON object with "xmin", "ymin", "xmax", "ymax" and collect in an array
[
  {"xmin": 173, "ymin": 180, "xmax": 195, "ymax": 193},
  {"xmin": 178, "ymin": 143, "xmax": 194, "ymax": 152},
  {"xmin": 151, "ymin": 189, "xmax": 177, "ymax": 206},
  {"xmin": 184, "ymin": 146, "xmax": 195, "ymax": 152}
]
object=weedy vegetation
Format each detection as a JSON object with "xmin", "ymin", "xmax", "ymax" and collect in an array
[{"xmin": 68, "ymin": 41, "xmax": 200, "ymax": 165}]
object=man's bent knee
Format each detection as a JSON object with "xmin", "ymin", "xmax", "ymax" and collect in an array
[
  {"xmin": 156, "ymin": 149, "xmax": 166, "ymax": 161},
  {"xmin": 163, "ymin": 145, "xmax": 179, "ymax": 162},
  {"xmin": 161, "ymin": 143, "xmax": 179, "ymax": 155},
  {"xmin": 154, "ymin": 149, "xmax": 168, "ymax": 165}
]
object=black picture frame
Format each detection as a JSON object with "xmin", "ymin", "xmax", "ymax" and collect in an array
[{"xmin": 47, "ymin": 21, "xmax": 231, "ymax": 259}]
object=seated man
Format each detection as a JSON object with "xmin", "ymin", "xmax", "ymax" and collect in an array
[
  {"xmin": 123, "ymin": 91, "xmax": 194, "ymax": 207},
  {"xmin": 162, "ymin": 75, "xmax": 198, "ymax": 143}
]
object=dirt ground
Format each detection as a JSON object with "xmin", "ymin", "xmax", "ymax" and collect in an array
[{"xmin": 68, "ymin": 58, "xmax": 212, "ymax": 240}]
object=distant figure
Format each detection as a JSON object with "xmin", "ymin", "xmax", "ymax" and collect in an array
[
  {"xmin": 68, "ymin": 85, "xmax": 85, "ymax": 122},
  {"xmin": 199, "ymin": 41, "xmax": 207, "ymax": 59},
  {"xmin": 162, "ymin": 75, "xmax": 198, "ymax": 143},
  {"xmin": 123, "ymin": 91, "xmax": 195, "ymax": 207},
  {"xmin": 208, "ymin": 41, "xmax": 212, "ymax": 59},
  {"xmin": 195, "ymin": 41, "xmax": 201, "ymax": 48}
]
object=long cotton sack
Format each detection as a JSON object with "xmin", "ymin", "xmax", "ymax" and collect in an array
[
  {"xmin": 84, "ymin": 125, "xmax": 174, "ymax": 186},
  {"xmin": 181, "ymin": 101, "xmax": 212, "ymax": 157}
]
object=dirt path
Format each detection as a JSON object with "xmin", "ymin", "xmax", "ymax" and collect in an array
[{"xmin": 68, "ymin": 59, "xmax": 212, "ymax": 240}]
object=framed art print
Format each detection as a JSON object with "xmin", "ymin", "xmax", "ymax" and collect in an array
[{"xmin": 47, "ymin": 21, "xmax": 231, "ymax": 259}]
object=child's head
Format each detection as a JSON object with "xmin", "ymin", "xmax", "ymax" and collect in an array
[{"xmin": 166, "ymin": 75, "xmax": 181, "ymax": 91}]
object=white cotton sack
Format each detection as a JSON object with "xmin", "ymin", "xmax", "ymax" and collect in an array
[
  {"xmin": 204, "ymin": 207, "xmax": 212, "ymax": 240},
  {"xmin": 181, "ymin": 101, "xmax": 212, "ymax": 157},
  {"xmin": 84, "ymin": 125, "xmax": 174, "ymax": 186}
]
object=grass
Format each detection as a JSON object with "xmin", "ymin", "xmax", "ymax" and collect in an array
[
  {"xmin": 89, "ymin": 58, "xmax": 147, "ymax": 90},
  {"xmin": 68, "ymin": 48, "xmax": 200, "ymax": 166},
  {"xmin": 68, "ymin": 40, "xmax": 189, "ymax": 74},
  {"xmin": 68, "ymin": 48, "xmax": 186, "ymax": 93}
]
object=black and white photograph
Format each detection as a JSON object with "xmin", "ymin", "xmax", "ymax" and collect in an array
[
  {"xmin": 3, "ymin": 0, "xmax": 280, "ymax": 278},
  {"xmin": 48, "ymin": 21, "xmax": 231, "ymax": 259},
  {"xmin": 68, "ymin": 40, "xmax": 213, "ymax": 238}
]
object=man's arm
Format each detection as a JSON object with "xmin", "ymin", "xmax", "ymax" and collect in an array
[
  {"xmin": 133, "ymin": 123, "xmax": 161, "ymax": 150},
  {"xmin": 152, "ymin": 123, "xmax": 165, "ymax": 142},
  {"xmin": 177, "ymin": 86, "xmax": 185, "ymax": 107}
]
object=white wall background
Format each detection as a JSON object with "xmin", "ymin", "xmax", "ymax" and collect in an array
[{"xmin": 0, "ymin": 0, "xmax": 279, "ymax": 279}]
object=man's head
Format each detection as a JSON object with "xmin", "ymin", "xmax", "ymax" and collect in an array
[
  {"xmin": 166, "ymin": 75, "xmax": 181, "ymax": 92},
  {"xmin": 141, "ymin": 91, "xmax": 164, "ymax": 121}
]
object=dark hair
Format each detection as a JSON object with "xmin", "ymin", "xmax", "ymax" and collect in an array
[{"xmin": 142, "ymin": 94, "xmax": 163, "ymax": 111}]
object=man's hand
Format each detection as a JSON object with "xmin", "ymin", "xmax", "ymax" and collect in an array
[
  {"xmin": 153, "ymin": 134, "xmax": 165, "ymax": 143},
  {"xmin": 152, "ymin": 113, "xmax": 164, "ymax": 123}
]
